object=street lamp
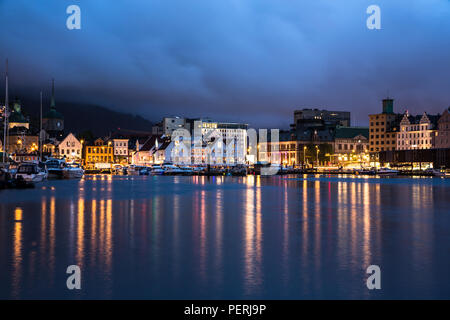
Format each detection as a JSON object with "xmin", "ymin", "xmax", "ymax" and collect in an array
[
  {"xmin": 303, "ymin": 146, "xmax": 306, "ymax": 166},
  {"xmin": 315, "ymin": 145, "xmax": 319, "ymax": 166},
  {"xmin": 80, "ymin": 139, "xmax": 85, "ymax": 165}
]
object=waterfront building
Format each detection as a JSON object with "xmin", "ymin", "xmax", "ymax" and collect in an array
[
  {"xmin": 262, "ymin": 139, "xmax": 335, "ymax": 167},
  {"xmin": 84, "ymin": 138, "xmax": 113, "ymax": 168},
  {"xmin": 334, "ymin": 127, "xmax": 369, "ymax": 154},
  {"xmin": 396, "ymin": 111, "xmax": 439, "ymax": 150},
  {"xmin": 369, "ymin": 98, "xmax": 402, "ymax": 153},
  {"xmin": 42, "ymin": 80, "xmax": 64, "ymax": 139},
  {"xmin": 436, "ymin": 107, "xmax": 450, "ymax": 149},
  {"xmin": 334, "ymin": 126, "xmax": 370, "ymax": 166},
  {"xmin": 276, "ymin": 140, "xmax": 298, "ymax": 166},
  {"xmin": 151, "ymin": 117, "xmax": 249, "ymax": 164},
  {"xmin": 107, "ymin": 130, "xmax": 154, "ymax": 163},
  {"xmin": 132, "ymin": 135, "xmax": 163, "ymax": 165},
  {"xmin": 170, "ymin": 135, "xmax": 191, "ymax": 164},
  {"xmin": 262, "ymin": 106, "xmax": 352, "ymax": 166},
  {"xmin": 131, "ymin": 135, "xmax": 176, "ymax": 165},
  {"xmin": 134, "ymin": 137, "xmax": 148, "ymax": 153},
  {"xmin": 189, "ymin": 119, "xmax": 248, "ymax": 165},
  {"xmin": 290, "ymin": 108, "xmax": 350, "ymax": 149},
  {"xmin": 190, "ymin": 140, "xmax": 212, "ymax": 165},
  {"xmin": 111, "ymin": 138, "xmax": 129, "ymax": 164},
  {"xmin": 7, "ymin": 127, "xmax": 38, "ymax": 155},
  {"xmin": 153, "ymin": 139, "xmax": 173, "ymax": 164},
  {"xmin": 58, "ymin": 133, "xmax": 82, "ymax": 161},
  {"xmin": 4, "ymin": 100, "xmax": 40, "ymax": 158},
  {"xmin": 380, "ymin": 148, "xmax": 450, "ymax": 169}
]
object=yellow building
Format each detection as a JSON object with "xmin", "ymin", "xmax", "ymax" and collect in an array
[
  {"xmin": 258, "ymin": 141, "xmax": 298, "ymax": 165},
  {"xmin": 369, "ymin": 98, "xmax": 401, "ymax": 153},
  {"xmin": 277, "ymin": 141, "xmax": 298, "ymax": 166},
  {"xmin": 84, "ymin": 138, "xmax": 113, "ymax": 168}
]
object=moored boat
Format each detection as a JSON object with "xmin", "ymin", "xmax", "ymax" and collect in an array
[
  {"xmin": 376, "ymin": 167, "xmax": 399, "ymax": 176},
  {"xmin": 151, "ymin": 165, "xmax": 164, "ymax": 175},
  {"xmin": 15, "ymin": 162, "xmax": 48, "ymax": 184},
  {"xmin": 163, "ymin": 165, "xmax": 184, "ymax": 175},
  {"xmin": 112, "ymin": 164, "xmax": 127, "ymax": 175},
  {"xmin": 63, "ymin": 162, "xmax": 84, "ymax": 179},
  {"xmin": 127, "ymin": 165, "xmax": 149, "ymax": 175},
  {"xmin": 126, "ymin": 165, "xmax": 140, "ymax": 176},
  {"xmin": 424, "ymin": 168, "xmax": 445, "ymax": 177},
  {"xmin": 45, "ymin": 158, "xmax": 66, "ymax": 179}
]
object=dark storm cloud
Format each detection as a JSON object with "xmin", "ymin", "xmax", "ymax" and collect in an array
[{"xmin": 1, "ymin": 0, "xmax": 450, "ymax": 128}]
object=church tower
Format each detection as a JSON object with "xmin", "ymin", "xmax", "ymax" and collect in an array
[{"xmin": 43, "ymin": 79, "xmax": 64, "ymax": 139}]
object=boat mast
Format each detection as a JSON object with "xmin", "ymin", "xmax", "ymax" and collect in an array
[
  {"xmin": 39, "ymin": 91, "xmax": 43, "ymax": 161},
  {"xmin": 2, "ymin": 59, "xmax": 8, "ymax": 164}
]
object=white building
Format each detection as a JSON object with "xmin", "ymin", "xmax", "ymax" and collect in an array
[
  {"xmin": 112, "ymin": 138, "xmax": 129, "ymax": 163},
  {"xmin": 153, "ymin": 140, "xmax": 174, "ymax": 164},
  {"xmin": 58, "ymin": 133, "xmax": 82, "ymax": 161},
  {"xmin": 132, "ymin": 135, "xmax": 173, "ymax": 165},
  {"xmin": 396, "ymin": 112, "xmax": 439, "ymax": 150},
  {"xmin": 191, "ymin": 119, "xmax": 248, "ymax": 165}
]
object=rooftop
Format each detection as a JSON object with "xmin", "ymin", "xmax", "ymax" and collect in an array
[{"xmin": 335, "ymin": 126, "xmax": 369, "ymax": 139}]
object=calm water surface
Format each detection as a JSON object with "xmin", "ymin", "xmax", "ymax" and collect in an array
[{"xmin": 1, "ymin": 174, "xmax": 449, "ymax": 299}]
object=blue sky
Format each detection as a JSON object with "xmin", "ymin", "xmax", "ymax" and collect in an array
[{"xmin": 1, "ymin": 0, "xmax": 450, "ymax": 128}]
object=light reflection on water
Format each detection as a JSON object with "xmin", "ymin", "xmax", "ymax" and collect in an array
[{"xmin": 0, "ymin": 174, "xmax": 450, "ymax": 299}]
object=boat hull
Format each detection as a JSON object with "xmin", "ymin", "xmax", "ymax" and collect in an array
[
  {"xmin": 63, "ymin": 169, "xmax": 84, "ymax": 179},
  {"xmin": 47, "ymin": 169, "xmax": 64, "ymax": 179},
  {"xmin": 15, "ymin": 172, "xmax": 47, "ymax": 183}
]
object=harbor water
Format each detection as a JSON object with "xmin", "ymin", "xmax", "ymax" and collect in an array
[{"xmin": 0, "ymin": 174, "xmax": 449, "ymax": 299}]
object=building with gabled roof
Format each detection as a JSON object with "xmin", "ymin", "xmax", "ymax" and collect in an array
[
  {"xmin": 132, "ymin": 135, "xmax": 163, "ymax": 165},
  {"xmin": 396, "ymin": 111, "xmax": 439, "ymax": 150},
  {"xmin": 334, "ymin": 126, "xmax": 369, "ymax": 154},
  {"xmin": 58, "ymin": 133, "xmax": 82, "ymax": 161},
  {"xmin": 153, "ymin": 139, "xmax": 174, "ymax": 164},
  {"xmin": 436, "ymin": 107, "xmax": 450, "ymax": 149}
]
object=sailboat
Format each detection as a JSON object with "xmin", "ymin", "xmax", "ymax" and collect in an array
[{"xmin": 1, "ymin": 59, "xmax": 9, "ymax": 168}]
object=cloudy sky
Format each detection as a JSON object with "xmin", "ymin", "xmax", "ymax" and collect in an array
[{"xmin": 0, "ymin": 0, "xmax": 449, "ymax": 128}]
